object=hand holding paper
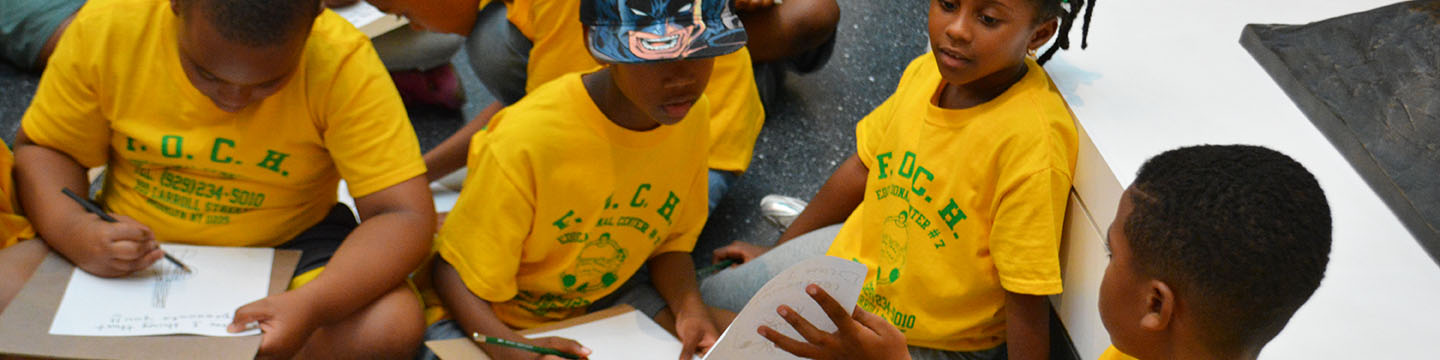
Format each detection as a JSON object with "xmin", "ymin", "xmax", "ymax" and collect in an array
[
  {"xmin": 759, "ymin": 284, "xmax": 910, "ymax": 360},
  {"xmin": 674, "ymin": 308, "xmax": 721, "ymax": 360},
  {"xmin": 230, "ymin": 290, "xmax": 322, "ymax": 360}
]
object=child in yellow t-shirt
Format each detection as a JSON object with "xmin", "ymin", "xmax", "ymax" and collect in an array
[
  {"xmin": 363, "ymin": 0, "xmax": 836, "ymax": 210},
  {"xmin": 705, "ymin": 0, "xmax": 1097, "ymax": 358},
  {"xmin": 420, "ymin": 0, "xmax": 741, "ymax": 359},
  {"xmin": 0, "ymin": 0, "xmax": 434, "ymax": 358},
  {"xmin": 747, "ymin": 145, "xmax": 1334, "ymax": 360}
]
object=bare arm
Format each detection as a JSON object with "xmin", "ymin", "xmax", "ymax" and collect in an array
[
  {"xmin": 297, "ymin": 175, "xmax": 435, "ymax": 324},
  {"xmin": 734, "ymin": 0, "xmax": 840, "ymax": 64},
  {"xmin": 433, "ymin": 258, "xmax": 589, "ymax": 360},
  {"xmin": 13, "ymin": 128, "xmax": 161, "ymax": 277},
  {"xmin": 713, "ymin": 153, "xmax": 866, "ymax": 265},
  {"xmin": 1004, "ymin": 291, "xmax": 1050, "ymax": 360},
  {"xmin": 777, "ymin": 153, "xmax": 866, "ymax": 243},
  {"xmin": 424, "ymin": 101, "xmax": 503, "ymax": 182}
]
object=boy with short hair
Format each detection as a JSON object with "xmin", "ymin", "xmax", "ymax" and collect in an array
[
  {"xmin": 1, "ymin": 0, "xmax": 434, "ymax": 357},
  {"xmin": 423, "ymin": 0, "xmax": 739, "ymax": 358},
  {"xmin": 1097, "ymin": 144, "xmax": 1332, "ymax": 360}
]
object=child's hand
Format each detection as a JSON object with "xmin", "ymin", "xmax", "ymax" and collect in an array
[
  {"xmin": 760, "ymin": 284, "xmax": 911, "ymax": 360},
  {"xmin": 711, "ymin": 241, "xmax": 770, "ymax": 266},
  {"xmin": 74, "ymin": 214, "xmax": 162, "ymax": 278},
  {"xmin": 674, "ymin": 308, "xmax": 721, "ymax": 360},
  {"xmin": 517, "ymin": 336, "xmax": 591, "ymax": 360},
  {"xmin": 229, "ymin": 291, "xmax": 322, "ymax": 360},
  {"xmin": 733, "ymin": 0, "xmax": 780, "ymax": 12}
]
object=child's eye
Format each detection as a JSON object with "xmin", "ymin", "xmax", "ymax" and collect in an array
[
  {"xmin": 979, "ymin": 14, "xmax": 999, "ymax": 25},
  {"xmin": 938, "ymin": 0, "xmax": 958, "ymax": 11}
]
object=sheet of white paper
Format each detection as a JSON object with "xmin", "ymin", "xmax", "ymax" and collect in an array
[
  {"xmin": 702, "ymin": 256, "xmax": 867, "ymax": 360},
  {"xmin": 525, "ymin": 309, "xmax": 692, "ymax": 360},
  {"xmin": 49, "ymin": 244, "xmax": 274, "ymax": 337},
  {"xmin": 332, "ymin": 1, "xmax": 388, "ymax": 28}
]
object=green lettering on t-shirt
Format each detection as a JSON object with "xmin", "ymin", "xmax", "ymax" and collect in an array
[
  {"xmin": 939, "ymin": 199, "xmax": 967, "ymax": 230},
  {"xmin": 256, "ymin": 150, "xmax": 290, "ymax": 176},
  {"xmin": 876, "ymin": 152, "xmax": 893, "ymax": 180},
  {"xmin": 161, "ymin": 135, "xmax": 184, "ymax": 158},
  {"xmin": 656, "ymin": 191, "xmax": 680, "ymax": 224},
  {"xmin": 630, "ymin": 184, "xmax": 651, "ymax": 208},
  {"xmin": 210, "ymin": 138, "xmax": 236, "ymax": 164}
]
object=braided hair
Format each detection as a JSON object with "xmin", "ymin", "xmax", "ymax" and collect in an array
[{"xmin": 1032, "ymin": 0, "xmax": 1096, "ymax": 64}]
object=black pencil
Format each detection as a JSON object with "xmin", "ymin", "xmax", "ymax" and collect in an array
[{"xmin": 62, "ymin": 188, "xmax": 194, "ymax": 273}]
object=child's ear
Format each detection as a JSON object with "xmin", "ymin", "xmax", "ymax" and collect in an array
[
  {"xmin": 1139, "ymin": 280, "xmax": 1174, "ymax": 331},
  {"xmin": 1027, "ymin": 18, "xmax": 1059, "ymax": 54}
]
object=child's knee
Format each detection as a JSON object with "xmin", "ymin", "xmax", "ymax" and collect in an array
[
  {"xmin": 356, "ymin": 286, "xmax": 427, "ymax": 355},
  {"xmin": 0, "ymin": 239, "xmax": 50, "ymax": 311}
]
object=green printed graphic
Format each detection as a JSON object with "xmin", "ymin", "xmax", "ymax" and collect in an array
[{"xmin": 560, "ymin": 233, "xmax": 627, "ymax": 292}]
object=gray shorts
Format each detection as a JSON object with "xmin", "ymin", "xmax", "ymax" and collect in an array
[
  {"xmin": 464, "ymin": 1, "xmax": 532, "ymax": 105},
  {"xmin": 0, "ymin": 0, "xmax": 85, "ymax": 70}
]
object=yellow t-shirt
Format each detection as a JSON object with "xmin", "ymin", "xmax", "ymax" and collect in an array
[
  {"xmin": 0, "ymin": 140, "xmax": 34, "ymax": 248},
  {"xmin": 1099, "ymin": 345, "xmax": 1140, "ymax": 360},
  {"xmin": 826, "ymin": 53, "xmax": 1078, "ymax": 351},
  {"xmin": 436, "ymin": 72, "xmax": 710, "ymax": 329},
  {"xmin": 20, "ymin": 0, "xmax": 425, "ymax": 247},
  {"xmin": 514, "ymin": 0, "xmax": 763, "ymax": 173}
]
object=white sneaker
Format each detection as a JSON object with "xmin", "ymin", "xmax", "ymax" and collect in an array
[{"xmin": 760, "ymin": 194, "xmax": 808, "ymax": 229}]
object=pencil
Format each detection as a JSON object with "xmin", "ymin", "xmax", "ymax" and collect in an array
[
  {"xmin": 471, "ymin": 333, "xmax": 582, "ymax": 359},
  {"xmin": 697, "ymin": 259, "xmax": 736, "ymax": 277},
  {"xmin": 61, "ymin": 188, "xmax": 194, "ymax": 273}
]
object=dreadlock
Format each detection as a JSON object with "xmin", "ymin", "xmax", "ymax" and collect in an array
[{"xmin": 1032, "ymin": 0, "xmax": 1096, "ymax": 65}]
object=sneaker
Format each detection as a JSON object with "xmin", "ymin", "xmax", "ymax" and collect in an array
[{"xmin": 760, "ymin": 194, "xmax": 808, "ymax": 229}]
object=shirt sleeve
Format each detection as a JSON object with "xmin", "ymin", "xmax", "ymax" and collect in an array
[
  {"xmin": 19, "ymin": 16, "xmax": 110, "ymax": 168},
  {"xmin": 990, "ymin": 167, "xmax": 1070, "ymax": 295},
  {"xmin": 855, "ymin": 54, "xmax": 926, "ymax": 168},
  {"xmin": 436, "ymin": 128, "xmax": 535, "ymax": 303},
  {"xmin": 319, "ymin": 41, "xmax": 426, "ymax": 198},
  {"xmin": 652, "ymin": 165, "xmax": 708, "ymax": 257}
]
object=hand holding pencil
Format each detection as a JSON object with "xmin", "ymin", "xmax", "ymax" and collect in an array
[{"xmin": 60, "ymin": 188, "xmax": 191, "ymax": 277}]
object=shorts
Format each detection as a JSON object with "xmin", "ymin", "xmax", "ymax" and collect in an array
[
  {"xmin": 277, "ymin": 203, "xmax": 358, "ymax": 289},
  {"xmin": 464, "ymin": 1, "xmax": 532, "ymax": 106},
  {"xmin": 0, "ymin": 0, "xmax": 85, "ymax": 70}
]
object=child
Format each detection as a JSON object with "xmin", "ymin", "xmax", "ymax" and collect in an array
[
  {"xmin": 1, "ymin": 0, "xmax": 434, "ymax": 358},
  {"xmin": 364, "ymin": 0, "xmax": 836, "ymax": 210},
  {"xmin": 705, "ymin": 0, "xmax": 1096, "ymax": 358},
  {"xmin": 1096, "ymin": 145, "xmax": 1332, "ymax": 360},
  {"xmin": 422, "ymin": 0, "xmax": 740, "ymax": 358},
  {"xmin": 756, "ymin": 145, "xmax": 1333, "ymax": 360}
]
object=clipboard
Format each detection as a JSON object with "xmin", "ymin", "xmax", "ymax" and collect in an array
[
  {"xmin": 425, "ymin": 305, "xmax": 640, "ymax": 360},
  {"xmin": 0, "ymin": 249, "xmax": 301, "ymax": 360}
]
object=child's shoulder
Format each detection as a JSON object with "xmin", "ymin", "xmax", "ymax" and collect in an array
[{"xmin": 300, "ymin": 10, "xmax": 382, "ymax": 70}]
